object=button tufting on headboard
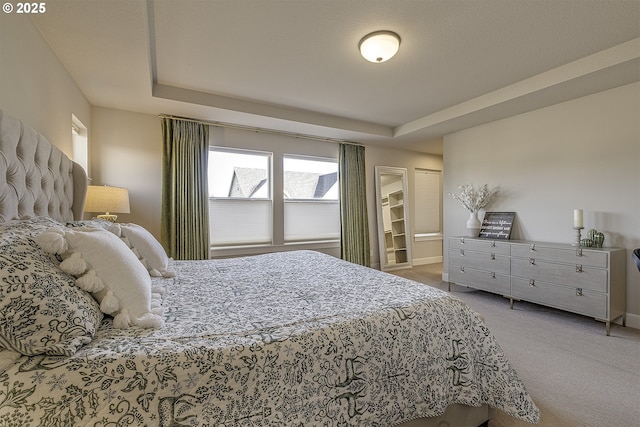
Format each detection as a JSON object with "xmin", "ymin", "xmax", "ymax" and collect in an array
[{"xmin": 0, "ymin": 109, "xmax": 87, "ymax": 222}]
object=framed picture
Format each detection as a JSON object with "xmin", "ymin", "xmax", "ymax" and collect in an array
[{"xmin": 479, "ymin": 212, "xmax": 516, "ymax": 239}]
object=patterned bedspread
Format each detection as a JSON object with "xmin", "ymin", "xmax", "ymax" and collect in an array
[{"xmin": 0, "ymin": 250, "xmax": 539, "ymax": 426}]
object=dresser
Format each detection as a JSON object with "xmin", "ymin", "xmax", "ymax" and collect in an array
[{"xmin": 448, "ymin": 236, "xmax": 627, "ymax": 335}]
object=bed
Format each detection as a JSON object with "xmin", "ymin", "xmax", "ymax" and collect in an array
[{"xmin": 0, "ymin": 108, "xmax": 539, "ymax": 426}]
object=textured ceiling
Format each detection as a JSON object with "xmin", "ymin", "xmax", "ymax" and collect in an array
[{"xmin": 32, "ymin": 0, "xmax": 640, "ymax": 154}]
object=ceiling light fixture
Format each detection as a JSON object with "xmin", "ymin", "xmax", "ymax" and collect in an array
[{"xmin": 358, "ymin": 30, "xmax": 401, "ymax": 63}]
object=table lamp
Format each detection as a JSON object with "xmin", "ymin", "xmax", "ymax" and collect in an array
[{"xmin": 84, "ymin": 185, "xmax": 130, "ymax": 222}]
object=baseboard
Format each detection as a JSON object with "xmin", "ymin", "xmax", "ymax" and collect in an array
[
  {"xmin": 412, "ymin": 256, "xmax": 443, "ymax": 266},
  {"xmin": 371, "ymin": 258, "xmax": 442, "ymax": 270},
  {"xmin": 625, "ymin": 312, "xmax": 640, "ymax": 330}
]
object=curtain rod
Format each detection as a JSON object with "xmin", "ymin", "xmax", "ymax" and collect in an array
[{"xmin": 159, "ymin": 114, "xmax": 362, "ymax": 146}]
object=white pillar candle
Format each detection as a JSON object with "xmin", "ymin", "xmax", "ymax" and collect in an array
[{"xmin": 573, "ymin": 209, "xmax": 583, "ymax": 228}]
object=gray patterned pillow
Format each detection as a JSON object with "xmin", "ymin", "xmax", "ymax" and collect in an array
[{"xmin": 0, "ymin": 217, "xmax": 103, "ymax": 356}]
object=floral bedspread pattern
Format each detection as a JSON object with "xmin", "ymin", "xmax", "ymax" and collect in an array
[{"xmin": 0, "ymin": 250, "xmax": 539, "ymax": 426}]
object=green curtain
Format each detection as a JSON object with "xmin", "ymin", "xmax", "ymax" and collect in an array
[
  {"xmin": 161, "ymin": 118, "xmax": 210, "ymax": 260},
  {"xmin": 339, "ymin": 143, "xmax": 370, "ymax": 267}
]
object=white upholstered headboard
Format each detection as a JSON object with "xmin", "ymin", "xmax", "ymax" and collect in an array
[{"xmin": 0, "ymin": 109, "xmax": 87, "ymax": 222}]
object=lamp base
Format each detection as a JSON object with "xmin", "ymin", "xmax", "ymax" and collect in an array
[{"xmin": 97, "ymin": 214, "xmax": 118, "ymax": 222}]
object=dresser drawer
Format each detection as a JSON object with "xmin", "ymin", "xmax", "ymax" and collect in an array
[
  {"xmin": 449, "ymin": 266, "xmax": 511, "ymax": 295},
  {"xmin": 511, "ymin": 243, "xmax": 608, "ymax": 268},
  {"xmin": 449, "ymin": 237, "xmax": 510, "ymax": 255},
  {"xmin": 511, "ymin": 258, "xmax": 607, "ymax": 292},
  {"xmin": 511, "ymin": 277, "xmax": 607, "ymax": 319},
  {"xmin": 449, "ymin": 248, "xmax": 510, "ymax": 275}
]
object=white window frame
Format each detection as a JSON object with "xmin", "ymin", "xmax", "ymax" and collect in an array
[
  {"xmin": 71, "ymin": 114, "xmax": 89, "ymax": 176},
  {"xmin": 208, "ymin": 148, "xmax": 341, "ymax": 255},
  {"xmin": 283, "ymin": 154, "xmax": 340, "ymax": 243},
  {"xmin": 208, "ymin": 147, "xmax": 273, "ymax": 247}
]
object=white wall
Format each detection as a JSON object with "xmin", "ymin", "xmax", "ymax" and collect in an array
[
  {"xmin": 208, "ymin": 125, "xmax": 341, "ymax": 258},
  {"xmin": 90, "ymin": 113, "xmax": 343, "ymax": 247},
  {"xmin": 88, "ymin": 110, "xmax": 444, "ymax": 265},
  {"xmin": 366, "ymin": 146, "xmax": 444, "ymax": 268},
  {"xmin": 0, "ymin": 14, "xmax": 90, "ymax": 158},
  {"xmin": 209, "ymin": 130, "xmax": 445, "ymax": 265},
  {"xmin": 0, "ymin": 11, "xmax": 441, "ymax": 270},
  {"xmin": 443, "ymin": 82, "xmax": 640, "ymax": 324},
  {"xmin": 90, "ymin": 107, "xmax": 163, "ymax": 237}
]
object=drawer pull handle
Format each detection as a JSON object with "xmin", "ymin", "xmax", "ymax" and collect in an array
[
  {"xmin": 491, "ymin": 241, "xmax": 496, "ymax": 247},
  {"xmin": 460, "ymin": 266, "xmax": 465, "ymax": 273},
  {"xmin": 460, "ymin": 237, "xmax": 465, "ymax": 244},
  {"xmin": 576, "ymin": 248, "xmax": 583, "ymax": 257},
  {"xmin": 491, "ymin": 272, "xmax": 496, "ymax": 279},
  {"xmin": 576, "ymin": 265, "xmax": 583, "ymax": 273},
  {"xmin": 529, "ymin": 258, "xmax": 536, "ymax": 265},
  {"xmin": 490, "ymin": 253, "xmax": 495, "ymax": 260},
  {"xmin": 529, "ymin": 244, "xmax": 536, "ymax": 252},
  {"xmin": 529, "ymin": 279, "xmax": 535, "ymax": 287},
  {"xmin": 576, "ymin": 288, "xmax": 583, "ymax": 296},
  {"xmin": 460, "ymin": 249, "xmax": 465, "ymax": 256}
]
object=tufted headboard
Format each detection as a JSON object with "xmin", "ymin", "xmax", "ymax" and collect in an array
[{"xmin": 0, "ymin": 108, "xmax": 87, "ymax": 222}]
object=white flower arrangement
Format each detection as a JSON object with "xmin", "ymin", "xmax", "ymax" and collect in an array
[{"xmin": 449, "ymin": 184, "xmax": 497, "ymax": 213}]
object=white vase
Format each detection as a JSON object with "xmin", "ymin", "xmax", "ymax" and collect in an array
[{"xmin": 466, "ymin": 211, "xmax": 481, "ymax": 237}]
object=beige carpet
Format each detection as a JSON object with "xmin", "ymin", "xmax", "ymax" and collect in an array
[{"xmin": 391, "ymin": 264, "xmax": 640, "ymax": 427}]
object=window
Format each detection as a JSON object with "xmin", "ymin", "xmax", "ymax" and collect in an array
[
  {"xmin": 208, "ymin": 148, "xmax": 272, "ymax": 246},
  {"xmin": 71, "ymin": 115, "xmax": 88, "ymax": 174},
  {"xmin": 414, "ymin": 169, "xmax": 441, "ymax": 235},
  {"xmin": 283, "ymin": 155, "xmax": 339, "ymax": 242},
  {"xmin": 208, "ymin": 147, "xmax": 340, "ymax": 249}
]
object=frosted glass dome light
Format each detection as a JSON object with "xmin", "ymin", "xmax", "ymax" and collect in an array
[{"xmin": 358, "ymin": 31, "xmax": 401, "ymax": 63}]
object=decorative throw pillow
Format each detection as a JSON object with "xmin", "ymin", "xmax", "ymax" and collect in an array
[
  {"xmin": 107, "ymin": 223, "xmax": 175, "ymax": 278},
  {"xmin": 0, "ymin": 217, "xmax": 103, "ymax": 356},
  {"xmin": 36, "ymin": 227, "xmax": 164, "ymax": 330}
]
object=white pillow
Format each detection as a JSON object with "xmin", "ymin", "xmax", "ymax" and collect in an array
[
  {"xmin": 107, "ymin": 223, "xmax": 175, "ymax": 277},
  {"xmin": 36, "ymin": 227, "xmax": 164, "ymax": 329}
]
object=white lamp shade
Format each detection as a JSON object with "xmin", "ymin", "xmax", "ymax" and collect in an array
[
  {"xmin": 84, "ymin": 185, "xmax": 130, "ymax": 214},
  {"xmin": 359, "ymin": 31, "xmax": 401, "ymax": 63}
]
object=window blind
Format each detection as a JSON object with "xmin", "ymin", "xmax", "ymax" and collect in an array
[
  {"xmin": 414, "ymin": 169, "xmax": 441, "ymax": 234},
  {"xmin": 284, "ymin": 200, "xmax": 340, "ymax": 242},
  {"xmin": 209, "ymin": 199, "xmax": 272, "ymax": 246}
]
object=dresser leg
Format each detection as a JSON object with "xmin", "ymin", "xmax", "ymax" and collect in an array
[
  {"xmin": 509, "ymin": 298, "xmax": 514, "ymax": 309},
  {"xmin": 605, "ymin": 321, "xmax": 611, "ymax": 336}
]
